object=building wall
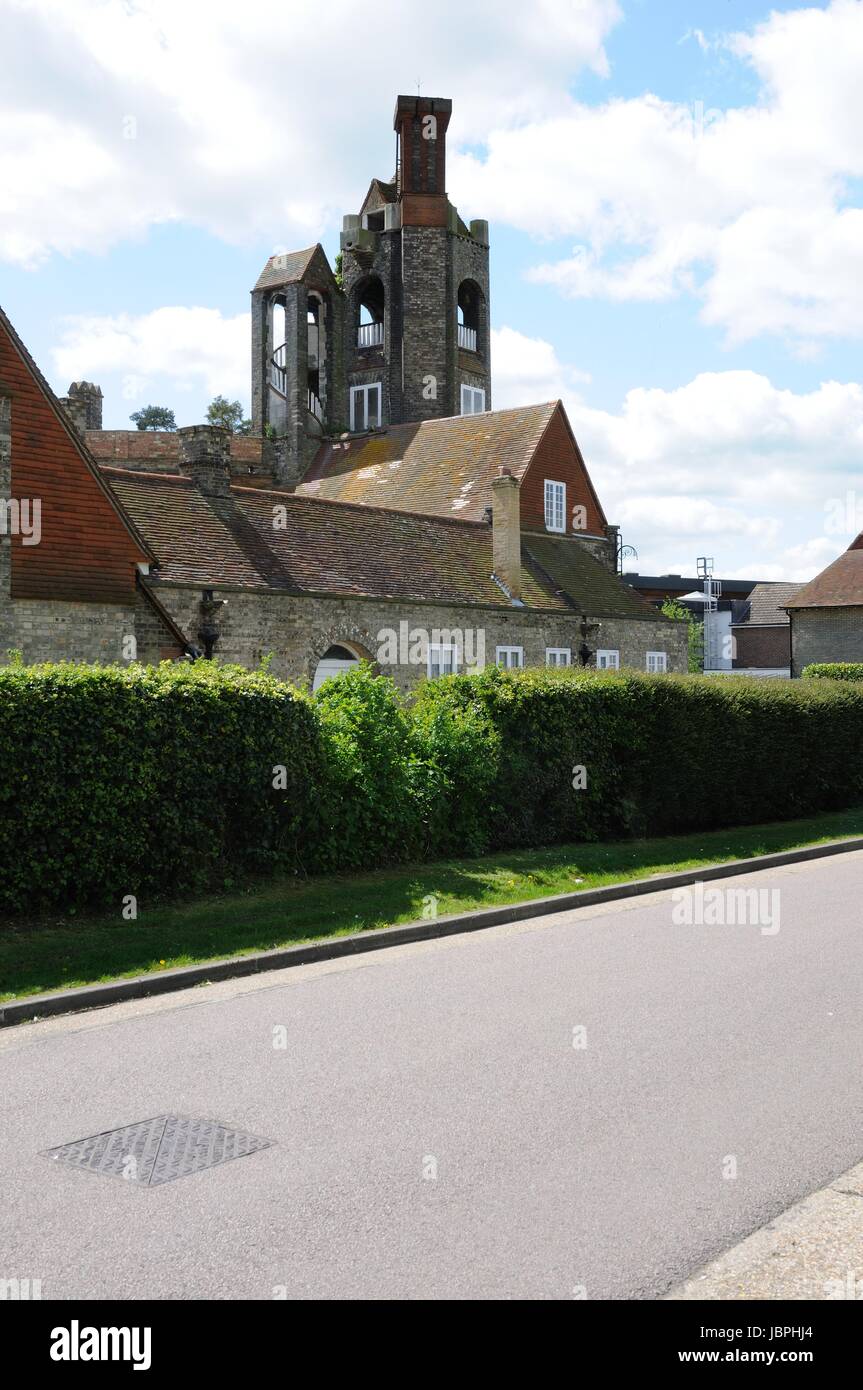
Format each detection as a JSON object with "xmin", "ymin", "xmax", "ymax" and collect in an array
[
  {"xmin": 0, "ymin": 379, "xmax": 179, "ymax": 667},
  {"xmin": 790, "ymin": 606, "xmax": 863, "ymax": 676},
  {"xmin": 86, "ymin": 430, "xmax": 264, "ymax": 472},
  {"xmin": 0, "ymin": 322, "xmax": 147, "ymax": 604},
  {"xmin": 733, "ymin": 624, "xmax": 791, "ymax": 669},
  {"xmin": 144, "ymin": 582, "xmax": 688, "ymax": 690},
  {"xmin": 520, "ymin": 407, "xmax": 608, "ymax": 546}
]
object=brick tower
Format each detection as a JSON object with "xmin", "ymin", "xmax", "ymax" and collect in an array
[{"xmin": 251, "ymin": 95, "xmax": 490, "ymax": 482}]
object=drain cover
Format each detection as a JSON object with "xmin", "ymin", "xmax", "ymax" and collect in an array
[{"xmin": 43, "ymin": 1115, "xmax": 273, "ymax": 1186}]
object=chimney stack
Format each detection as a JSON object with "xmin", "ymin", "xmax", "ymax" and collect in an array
[
  {"xmin": 394, "ymin": 95, "xmax": 452, "ymax": 226},
  {"xmin": 491, "ymin": 467, "xmax": 522, "ymax": 602},
  {"xmin": 178, "ymin": 425, "xmax": 232, "ymax": 498},
  {"xmin": 60, "ymin": 381, "xmax": 103, "ymax": 433}
]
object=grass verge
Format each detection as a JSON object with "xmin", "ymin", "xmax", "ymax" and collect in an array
[{"xmin": 2, "ymin": 805, "xmax": 862, "ymax": 1002}]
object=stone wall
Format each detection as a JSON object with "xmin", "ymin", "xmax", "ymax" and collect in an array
[
  {"xmin": 0, "ymin": 592, "xmax": 167, "ymax": 666},
  {"xmin": 790, "ymin": 607, "xmax": 863, "ymax": 676},
  {"xmin": 145, "ymin": 581, "xmax": 688, "ymax": 690}
]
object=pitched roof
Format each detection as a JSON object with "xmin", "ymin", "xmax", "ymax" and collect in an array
[
  {"xmin": 0, "ymin": 303, "xmax": 153, "ymax": 565},
  {"xmin": 785, "ymin": 534, "xmax": 863, "ymax": 609},
  {"xmin": 525, "ymin": 534, "xmax": 666, "ymax": 621},
  {"xmin": 235, "ymin": 489, "xmax": 570, "ymax": 608},
  {"xmin": 253, "ymin": 245, "xmax": 333, "ymax": 292},
  {"xmin": 298, "ymin": 402, "xmax": 559, "ymax": 521},
  {"xmin": 103, "ymin": 469, "xmax": 267, "ymax": 589},
  {"xmin": 102, "ymin": 467, "xmax": 573, "ymax": 609},
  {"xmin": 360, "ymin": 178, "xmax": 397, "ymax": 215},
  {"xmin": 733, "ymin": 582, "xmax": 801, "ymax": 625}
]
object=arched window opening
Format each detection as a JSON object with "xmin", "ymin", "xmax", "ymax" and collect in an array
[
  {"xmin": 457, "ymin": 281, "xmax": 481, "ymax": 353},
  {"xmin": 307, "ymin": 293, "xmax": 324, "ymax": 420},
  {"xmin": 270, "ymin": 298, "xmax": 287, "ymax": 394},
  {"xmin": 356, "ymin": 277, "xmax": 385, "ymax": 349}
]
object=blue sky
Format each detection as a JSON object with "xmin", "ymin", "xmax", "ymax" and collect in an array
[{"xmin": 2, "ymin": 0, "xmax": 862, "ymax": 579}]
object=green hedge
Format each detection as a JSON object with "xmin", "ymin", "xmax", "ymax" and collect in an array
[
  {"xmin": 2, "ymin": 660, "xmax": 863, "ymax": 915},
  {"xmin": 802, "ymin": 663, "xmax": 863, "ymax": 681},
  {"xmin": 414, "ymin": 665, "xmax": 863, "ymax": 846},
  {"xmin": 0, "ymin": 661, "xmax": 323, "ymax": 913}
]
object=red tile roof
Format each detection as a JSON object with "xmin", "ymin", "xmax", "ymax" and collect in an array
[
  {"xmin": 298, "ymin": 402, "xmax": 559, "ymax": 521},
  {"xmin": 785, "ymin": 534, "xmax": 863, "ymax": 609},
  {"xmin": 103, "ymin": 469, "xmax": 267, "ymax": 589},
  {"xmin": 103, "ymin": 467, "xmax": 648, "ymax": 613}
]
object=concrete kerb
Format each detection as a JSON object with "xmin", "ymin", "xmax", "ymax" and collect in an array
[{"xmin": 2, "ymin": 834, "xmax": 862, "ymax": 1029}]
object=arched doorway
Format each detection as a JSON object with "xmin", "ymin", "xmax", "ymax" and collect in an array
[{"xmin": 312, "ymin": 644, "xmax": 361, "ymax": 692}]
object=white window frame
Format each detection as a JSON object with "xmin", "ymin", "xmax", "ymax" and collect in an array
[
  {"xmin": 546, "ymin": 647, "xmax": 571, "ymax": 667},
  {"xmin": 427, "ymin": 644, "xmax": 459, "ymax": 679},
  {"xmin": 460, "ymin": 384, "xmax": 486, "ymax": 416},
  {"xmin": 544, "ymin": 479, "xmax": 566, "ymax": 533},
  {"xmin": 646, "ymin": 651, "xmax": 667, "ymax": 674},
  {"xmin": 596, "ymin": 649, "xmax": 620, "ymax": 670},
  {"xmin": 496, "ymin": 646, "xmax": 524, "ymax": 669},
  {"xmin": 349, "ymin": 382, "xmax": 382, "ymax": 432}
]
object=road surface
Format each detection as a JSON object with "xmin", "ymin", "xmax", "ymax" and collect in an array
[{"xmin": 2, "ymin": 850, "xmax": 863, "ymax": 1300}]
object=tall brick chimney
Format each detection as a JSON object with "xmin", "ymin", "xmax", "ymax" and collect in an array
[
  {"xmin": 177, "ymin": 425, "xmax": 232, "ymax": 498},
  {"xmin": 394, "ymin": 95, "xmax": 452, "ymax": 226},
  {"xmin": 492, "ymin": 467, "xmax": 522, "ymax": 602}
]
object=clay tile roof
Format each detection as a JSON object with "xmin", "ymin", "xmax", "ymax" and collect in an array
[
  {"xmin": 253, "ymin": 246, "xmax": 319, "ymax": 292},
  {"xmin": 524, "ymin": 534, "xmax": 665, "ymax": 621},
  {"xmin": 234, "ymin": 488, "xmax": 571, "ymax": 609},
  {"xmin": 101, "ymin": 466, "xmax": 573, "ymax": 609},
  {"xmin": 103, "ymin": 469, "xmax": 267, "ymax": 589},
  {"xmin": 735, "ymin": 582, "xmax": 801, "ymax": 625},
  {"xmin": 298, "ymin": 402, "xmax": 559, "ymax": 521},
  {"xmin": 785, "ymin": 535, "xmax": 863, "ymax": 609}
]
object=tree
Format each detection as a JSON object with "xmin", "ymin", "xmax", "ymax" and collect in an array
[
  {"xmin": 206, "ymin": 395, "xmax": 252, "ymax": 435},
  {"xmin": 661, "ymin": 597, "xmax": 704, "ymax": 673},
  {"xmin": 130, "ymin": 405, "xmax": 176, "ymax": 431}
]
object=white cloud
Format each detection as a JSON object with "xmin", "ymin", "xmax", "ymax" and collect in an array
[
  {"xmin": 456, "ymin": 0, "xmax": 863, "ymax": 347},
  {"xmin": 493, "ymin": 325, "xmax": 863, "ymax": 580},
  {"xmin": 491, "ymin": 325, "xmax": 590, "ymax": 401},
  {"xmin": 53, "ymin": 306, "xmax": 250, "ymax": 402},
  {"xmin": 0, "ymin": 0, "xmax": 620, "ymax": 267}
]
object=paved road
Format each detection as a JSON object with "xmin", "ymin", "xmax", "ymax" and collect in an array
[{"xmin": 2, "ymin": 851, "xmax": 863, "ymax": 1300}]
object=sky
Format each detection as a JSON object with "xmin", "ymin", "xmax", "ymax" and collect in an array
[{"xmin": 1, "ymin": 0, "xmax": 863, "ymax": 580}]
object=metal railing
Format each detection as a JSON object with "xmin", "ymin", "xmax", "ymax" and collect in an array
[
  {"xmin": 270, "ymin": 343, "xmax": 287, "ymax": 395},
  {"xmin": 458, "ymin": 324, "xmax": 477, "ymax": 352},
  {"xmin": 357, "ymin": 321, "xmax": 384, "ymax": 349}
]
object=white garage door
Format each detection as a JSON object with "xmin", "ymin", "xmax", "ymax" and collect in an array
[{"xmin": 312, "ymin": 645, "xmax": 360, "ymax": 692}]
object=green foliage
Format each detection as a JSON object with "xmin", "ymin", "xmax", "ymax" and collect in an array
[
  {"xmin": 409, "ymin": 676, "xmax": 500, "ymax": 856},
  {"xmin": 802, "ymin": 663, "xmax": 863, "ymax": 681},
  {"xmin": 310, "ymin": 665, "xmax": 423, "ymax": 868},
  {"xmin": 409, "ymin": 665, "xmax": 863, "ymax": 848},
  {"xmin": 3, "ymin": 661, "xmax": 863, "ymax": 916},
  {"xmin": 661, "ymin": 597, "xmax": 704, "ymax": 673},
  {"xmin": 129, "ymin": 405, "xmax": 176, "ymax": 431},
  {"xmin": 334, "ymin": 250, "xmax": 344, "ymax": 290},
  {"xmin": 0, "ymin": 661, "xmax": 323, "ymax": 913},
  {"xmin": 206, "ymin": 394, "xmax": 252, "ymax": 435}
]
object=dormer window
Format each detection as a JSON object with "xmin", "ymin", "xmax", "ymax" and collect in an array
[{"xmin": 544, "ymin": 480, "xmax": 566, "ymax": 533}]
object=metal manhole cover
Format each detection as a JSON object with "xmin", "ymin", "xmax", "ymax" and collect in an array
[{"xmin": 43, "ymin": 1114, "xmax": 273, "ymax": 1186}]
